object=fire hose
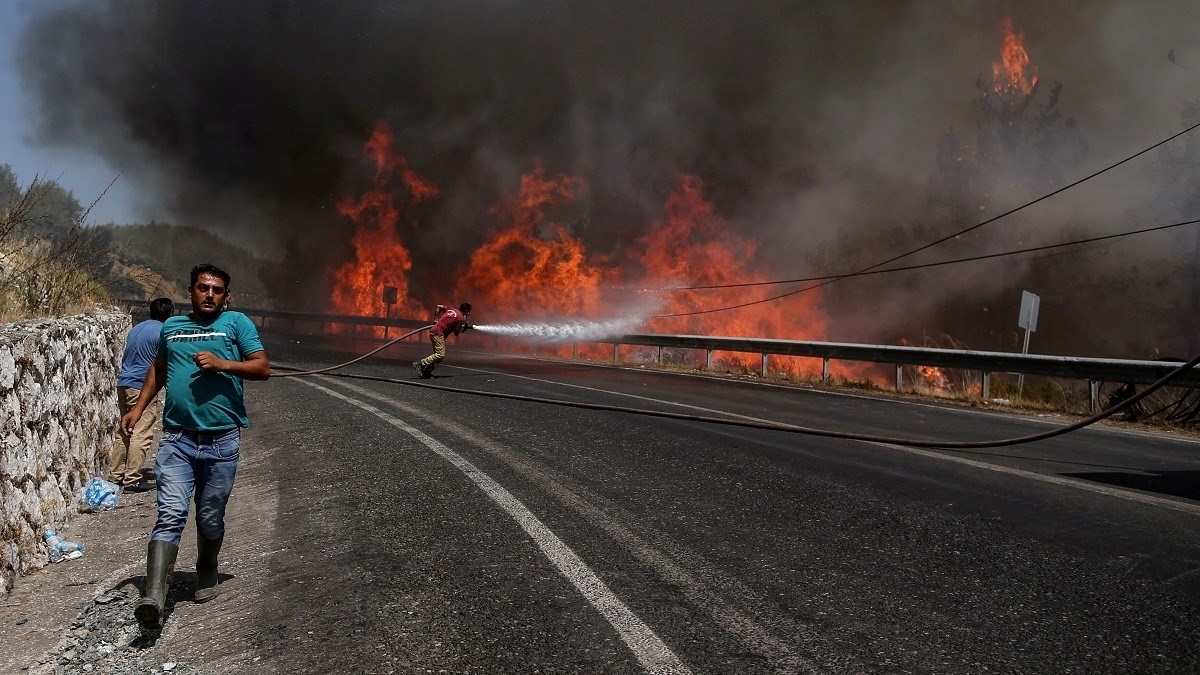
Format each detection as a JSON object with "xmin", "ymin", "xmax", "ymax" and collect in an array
[
  {"xmin": 269, "ymin": 325, "xmax": 435, "ymax": 377},
  {"xmin": 269, "ymin": 328, "xmax": 1200, "ymax": 449}
]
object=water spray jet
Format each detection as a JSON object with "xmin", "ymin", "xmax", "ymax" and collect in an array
[
  {"xmin": 471, "ymin": 316, "xmax": 644, "ymax": 343},
  {"xmin": 469, "ymin": 297, "xmax": 667, "ymax": 344}
]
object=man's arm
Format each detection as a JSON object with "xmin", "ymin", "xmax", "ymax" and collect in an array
[
  {"xmin": 193, "ymin": 350, "xmax": 271, "ymax": 380},
  {"xmin": 121, "ymin": 357, "xmax": 166, "ymax": 435}
]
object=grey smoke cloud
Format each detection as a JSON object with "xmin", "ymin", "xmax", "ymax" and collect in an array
[{"xmin": 15, "ymin": 0, "xmax": 1200, "ymax": 355}]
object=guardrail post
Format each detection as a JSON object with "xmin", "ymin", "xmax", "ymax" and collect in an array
[
  {"xmin": 613, "ymin": 343, "xmax": 620, "ymax": 363},
  {"xmin": 572, "ymin": 343, "xmax": 578, "ymax": 359},
  {"xmin": 895, "ymin": 364, "xmax": 903, "ymax": 391},
  {"xmin": 1089, "ymin": 380, "xmax": 1100, "ymax": 413},
  {"xmin": 657, "ymin": 346, "xmax": 663, "ymax": 365},
  {"xmin": 761, "ymin": 354, "xmax": 768, "ymax": 377},
  {"xmin": 822, "ymin": 358, "xmax": 829, "ymax": 383},
  {"xmin": 706, "ymin": 349, "xmax": 713, "ymax": 371},
  {"xmin": 981, "ymin": 372, "xmax": 990, "ymax": 400}
]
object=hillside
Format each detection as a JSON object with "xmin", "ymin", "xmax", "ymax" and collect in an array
[{"xmin": 99, "ymin": 222, "xmax": 278, "ymax": 308}]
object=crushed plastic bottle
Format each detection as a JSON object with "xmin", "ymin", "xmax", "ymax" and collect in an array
[
  {"xmin": 43, "ymin": 528, "xmax": 84, "ymax": 563},
  {"xmin": 43, "ymin": 529, "xmax": 63, "ymax": 563}
]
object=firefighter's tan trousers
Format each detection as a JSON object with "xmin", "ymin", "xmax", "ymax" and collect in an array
[{"xmin": 417, "ymin": 334, "xmax": 447, "ymax": 371}]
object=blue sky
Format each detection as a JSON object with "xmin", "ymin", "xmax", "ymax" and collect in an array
[{"xmin": 0, "ymin": 0, "xmax": 139, "ymax": 224}]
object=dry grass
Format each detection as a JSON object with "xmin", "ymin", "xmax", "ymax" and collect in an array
[{"xmin": 0, "ymin": 177, "xmax": 159, "ymax": 322}]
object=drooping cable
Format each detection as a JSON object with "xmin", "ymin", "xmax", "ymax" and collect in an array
[
  {"xmin": 280, "ymin": 348, "xmax": 1200, "ymax": 449},
  {"xmin": 652, "ymin": 120, "xmax": 1200, "ymax": 318},
  {"xmin": 643, "ymin": 218, "xmax": 1200, "ymax": 291}
]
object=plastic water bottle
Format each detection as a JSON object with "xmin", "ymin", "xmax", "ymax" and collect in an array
[
  {"xmin": 43, "ymin": 529, "xmax": 63, "ymax": 563},
  {"xmin": 43, "ymin": 528, "xmax": 84, "ymax": 562}
]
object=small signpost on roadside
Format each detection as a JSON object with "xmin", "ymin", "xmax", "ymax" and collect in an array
[
  {"xmin": 1016, "ymin": 290, "xmax": 1040, "ymax": 396},
  {"xmin": 382, "ymin": 285, "xmax": 398, "ymax": 339}
]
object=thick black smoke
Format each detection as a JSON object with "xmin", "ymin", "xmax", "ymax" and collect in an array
[
  {"xmin": 19, "ymin": 1, "xmax": 863, "ymax": 252},
  {"xmin": 17, "ymin": 0, "xmax": 1200, "ymax": 356}
]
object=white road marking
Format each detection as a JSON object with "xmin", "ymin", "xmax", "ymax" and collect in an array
[
  {"xmin": 460, "ymin": 353, "xmax": 1200, "ymax": 446},
  {"xmin": 455, "ymin": 364, "xmax": 1200, "ymax": 516},
  {"xmin": 335, "ymin": 376, "xmax": 810, "ymax": 673},
  {"xmin": 871, "ymin": 441, "xmax": 1200, "ymax": 516},
  {"xmin": 296, "ymin": 377, "xmax": 691, "ymax": 675}
]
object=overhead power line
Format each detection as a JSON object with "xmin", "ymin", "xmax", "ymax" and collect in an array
[
  {"xmin": 652, "ymin": 120, "xmax": 1200, "ymax": 318},
  {"xmin": 652, "ymin": 218, "xmax": 1200, "ymax": 292}
]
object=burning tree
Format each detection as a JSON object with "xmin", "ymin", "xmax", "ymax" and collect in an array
[
  {"xmin": 330, "ymin": 122, "xmax": 438, "ymax": 324},
  {"xmin": 963, "ymin": 19, "xmax": 1086, "ymax": 221},
  {"xmin": 813, "ymin": 17, "xmax": 1089, "ymax": 356}
]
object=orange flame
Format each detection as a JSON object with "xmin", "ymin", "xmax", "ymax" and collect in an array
[
  {"xmin": 917, "ymin": 365, "xmax": 952, "ymax": 391},
  {"xmin": 329, "ymin": 127, "xmax": 853, "ymax": 381},
  {"xmin": 992, "ymin": 18, "xmax": 1038, "ymax": 96},
  {"xmin": 638, "ymin": 176, "xmax": 831, "ymax": 374},
  {"xmin": 330, "ymin": 122, "xmax": 436, "ymax": 323},
  {"xmin": 455, "ymin": 165, "xmax": 615, "ymax": 320}
]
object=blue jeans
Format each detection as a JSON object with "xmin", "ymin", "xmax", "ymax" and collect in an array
[{"xmin": 151, "ymin": 427, "xmax": 240, "ymax": 545}]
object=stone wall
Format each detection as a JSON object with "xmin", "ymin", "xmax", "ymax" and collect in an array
[{"xmin": 0, "ymin": 310, "xmax": 130, "ymax": 596}]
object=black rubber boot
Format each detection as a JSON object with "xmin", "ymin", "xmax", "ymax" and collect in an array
[
  {"xmin": 135, "ymin": 540, "xmax": 178, "ymax": 629},
  {"xmin": 194, "ymin": 535, "xmax": 224, "ymax": 603}
]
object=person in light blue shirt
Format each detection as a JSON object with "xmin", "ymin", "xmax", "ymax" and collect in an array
[
  {"xmin": 110, "ymin": 297, "xmax": 173, "ymax": 491},
  {"xmin": 121, "ymin": 263, "xmax": 270, "ymax": 629}
]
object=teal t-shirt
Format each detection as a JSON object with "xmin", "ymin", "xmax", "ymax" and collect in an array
[{"xmin": 158, "ymin": 310, "xmax": 265, "ymax": 432}]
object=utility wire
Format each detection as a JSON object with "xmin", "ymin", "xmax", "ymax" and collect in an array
[
  {"xmin": 652, "ymin": 120, "xmax": 1200, "ymax": 318},
  {"xmin": 647, "ymin": 217, "xmax": 1200, "ymax": 291}
]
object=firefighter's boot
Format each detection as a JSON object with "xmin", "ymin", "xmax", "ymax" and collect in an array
[
  {"xmin": 135, "ymin": 540, "xmax": 178, "ymax": 629},
  {"xmin": 194, "ymin": 535, "xmax": 224, "ymax": 603}
]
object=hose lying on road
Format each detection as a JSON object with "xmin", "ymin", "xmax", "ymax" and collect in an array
[
  {"xmin": 270, "ymin": 326, "xmax": 432, "ymax": 377},
  {"xmin": 270, "ymin": 334, "xmax": 1200, "ymax": 449}
]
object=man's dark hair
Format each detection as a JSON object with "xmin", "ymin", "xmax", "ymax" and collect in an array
[
  {"xmin": 148, "ymin": 297, "xmax": 174, "ymax": 321},
  {"xmin": 190, "ymin": 263, "xmax": 231, "ymax": 289},
  {"xmin": 459, "ymin": 302, "xmax": 472, "ymax": 313}
]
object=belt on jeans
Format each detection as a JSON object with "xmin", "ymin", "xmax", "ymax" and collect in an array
[{"xmin": 165, "ymin": 426, "xmax": 239, "ymax": 440}]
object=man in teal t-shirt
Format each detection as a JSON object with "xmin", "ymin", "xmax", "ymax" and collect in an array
[
  {"xmin": 121, "ymin": 263, "xmax": 270, "ymax": 629},
  {"xmin": 157, "ymin": 304, "xmax": 263, "ymax": 431}
]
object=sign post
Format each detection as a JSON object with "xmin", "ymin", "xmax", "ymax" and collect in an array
[
  {"xmin": 1016, "ymin": 290, "xmax": 1040, "ymax": 396},
  {"xmin": 382, "ymin": 285, "xmax": 398, "ymax": 339}
]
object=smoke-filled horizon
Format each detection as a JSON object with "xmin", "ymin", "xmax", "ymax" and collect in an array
[{"xmin": 15, "ymin": 1, "xmax": 1200, "ymax": 357}]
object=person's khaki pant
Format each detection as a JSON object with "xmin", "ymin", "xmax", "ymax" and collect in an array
[
  {"xmin": 417, "ymin": 334, "xmax": 447, "ymax": 371},
  {"xmin": 110, "ymin": 386, "xmax": 161, "ymax": 485}
]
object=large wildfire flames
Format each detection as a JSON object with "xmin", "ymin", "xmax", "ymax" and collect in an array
[
  {"xmin": 330, "ymin": 122, "xmax": 436, "ymax": 321},
  {"xmin": 455, "ymin": 166, "xmax": 612, "ymax": 320},
  {"xmin": 329, "ymin": 124, "xmax": 834, "ymax": 375},
  {"xmin": 328, "ymin": 16, "xmax": 1037, "ymax": 388}
]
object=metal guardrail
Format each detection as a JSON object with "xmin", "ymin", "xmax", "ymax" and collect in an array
[
  {"xmin": 120, "ymin": 300, "xmax": 1199, "ymax": 410},
  {"xmin": 611, "ymin": 334, "xmax": 1200, "ymax": 387}
]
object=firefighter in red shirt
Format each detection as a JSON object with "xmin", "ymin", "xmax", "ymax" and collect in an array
[{"xmin": 413, "ymin": 302, "xmax": 472, "ymax": 378}]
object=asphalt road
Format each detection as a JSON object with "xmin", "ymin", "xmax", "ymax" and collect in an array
[{"xmin": 212, "ymin": 332, "xmax": 1200, "ymax": 673}]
